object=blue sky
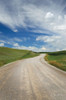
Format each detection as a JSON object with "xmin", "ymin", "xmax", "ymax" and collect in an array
[{"xmin": 0, "ymin": 0, "xmax": 66, "ymax": 52}]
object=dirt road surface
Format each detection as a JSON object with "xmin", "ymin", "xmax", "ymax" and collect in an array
[{"xmin": 0, "ymin": 54, "xmax": 66, "ymax": 100}]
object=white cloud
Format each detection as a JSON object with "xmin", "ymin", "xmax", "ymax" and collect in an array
[
  {"xmin": 0, "ymin": 40, "xmax": 6, "ymax": 43},
  {"xmin": 0, "ymin": 37, "xmax": 22, "ymax": 46},
  {"xmin": 0, "ymin": 43, "xmax": 4, "ymax": 46},
  {"xmin": 0, "ymin": 0, "xmax": 65, "ymax": 35},
  {"xmin": 36, "ymin": 35, "xmax": 66, "ymax": 51},
  {"xmin": 13, "ymin": 38, "xmax": 22, "ymax": 42},
  {"xmin": 58, "ymin": 15, "xmax": 62, "ymax": 20},
  {"xmin": 0, "ymin": 0, "xmax": 66, "ymax": 51},
  {"xmin": 36, "ymin": 35, "xmax": 61, "ymax": 43},
  {"xmin": 62, "ymin": 48, "xmax": 66, "ymax": 51},
  {"xmin": 31, "ymin": 29, "xmax": 53, "ymax": 34},
  {"xmin": 13, "ymin": 45, "xmax": 46, "ymax": 52},
  {"xmin": 0, "ymin": 0, "xmax": 66, "ymax": 36},
  {"xmin": 54, "ymin": 25, "xmax": 66, "ymax": 30},
  {"xmin": 13, "ymin": 29, "xmax": 18, "ymax": 32},
  {"xmin": 45, "ymin": 12, "xmax": 54, "ymax": 19},
  {"xmin": 13, "ymin": 43, "xmax": 19, "ymax": 47},
  {"xmin": 41, "ymin": 46, "xmax": 46, "ymax": 51}
]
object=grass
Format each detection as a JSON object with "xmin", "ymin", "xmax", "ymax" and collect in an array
[
  {"xmin": 0, "ymin": 47, "xmax": 39, "ymax": 67},
  {"xmin": 1, "ymin": 47, "xmax": 66, "ymax": 71},
  {"xmin": 44, "ymin": 51, "xmax": 66, "ymax": 71}
]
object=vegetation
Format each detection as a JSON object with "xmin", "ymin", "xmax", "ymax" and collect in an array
[
  {"xmin": 0, "ymin": 47, "xmax": 66, "ymax": 71},
  {"xmin": 45, "ymin": 51, "xmax": 66, "ymax": 71},
  {"xmin": 0, "ymin": 47, "xmax": 39, "ymax": 67}
]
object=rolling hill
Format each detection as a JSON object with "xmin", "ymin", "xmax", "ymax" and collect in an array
[{"xmin": 0, "ymin": 47, "xmax": 39, "ymax": 67}]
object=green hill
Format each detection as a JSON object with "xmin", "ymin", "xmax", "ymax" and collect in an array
[
  {"xmin": 0, "ymin": 47, "xmax": 39, "ymax": 67},
  {"xmin": 45, "ymin": 51, "xmax": 66, "ymax": 71},
  {"xmin": 1, "ymin": 47, "xmax": 66, "ymax": 71}
]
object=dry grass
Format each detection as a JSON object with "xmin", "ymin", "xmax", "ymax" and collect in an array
[
  {"xmin": 44, "ymin": 54, "xmax": 48, "ymax": 61},
  {"xmin": 48, "ymin": 61, "xmax": 63, "ymax": 68}
]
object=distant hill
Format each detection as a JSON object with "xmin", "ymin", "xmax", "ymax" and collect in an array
[
  {"xmin": 0, "ymin": 47, "xmax": 39, "ymax": 67},
  {"xmin": 48, "ymin": 50, "xmax": 66, "ymax": 55}
]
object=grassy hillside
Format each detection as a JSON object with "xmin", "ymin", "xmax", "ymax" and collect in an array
[
  {"xmin": 0, "ymin": 47, "xmax": 39, "ymax": 67},
  {"xmin": 45, "ymin": 51, "xmax": 66, "ymax": 71}
]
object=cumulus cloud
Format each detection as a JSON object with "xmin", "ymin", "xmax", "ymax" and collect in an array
[
  {"xmin": 0, "ymin": 43, "xmax": 4, "ymax": 46},
  {"xmin": 0, "ymin": 37, "xmax": 23, "ymax": 47},
  {"xmin": 36, "ymin": 35, "xmax": 66, "ymax": 51},
  {"xmin": 13, "ymin": 45, "xmax": 46, "ymax": 52},
  {"xmin": 45, "ymin": 12, "xmax": 54, "ymax": 19}
]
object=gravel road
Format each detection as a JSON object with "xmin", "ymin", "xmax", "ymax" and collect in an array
[{"xmin": 0, "ymin": 54, "xmax": 66, "ymax": 100}]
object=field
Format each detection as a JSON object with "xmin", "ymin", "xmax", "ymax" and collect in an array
[
  {"xmin": 0, "ymin": 47, "xmax": 66, "ymax": 71},
  {"xmin": 45, "ymin": 51, "xmax": 66, "ymax": 71},
  {"xmin": 0, "ymin": 47, "xmax": 39, "ymax": 67}
]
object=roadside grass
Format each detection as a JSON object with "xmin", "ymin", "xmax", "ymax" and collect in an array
[
  {"xmin": 0, "ymin": 47, "xmax": 39, "ymax": 67},
  {"xmin": 44, "ymin": 51, "xmax": 66, "ymax": 71}
]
